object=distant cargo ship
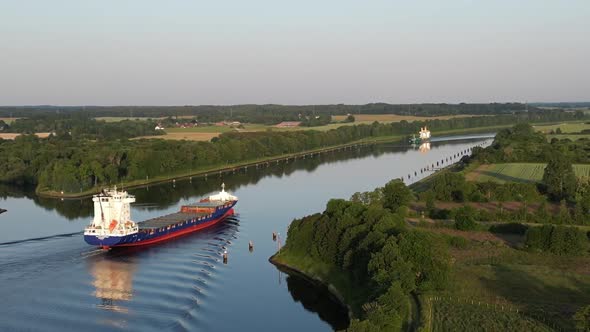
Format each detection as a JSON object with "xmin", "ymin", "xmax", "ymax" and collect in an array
[
  {"xmin": 409, "ymin": 126, "xmax": 431, "ymax": 144},
  {"xmin": 84, "ymin": 184, "xmax": 238, "ymax": 249}
]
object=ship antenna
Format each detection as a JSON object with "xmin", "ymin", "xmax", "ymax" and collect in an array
[{"xmin": 98, "ymin": 193, "xmax": 105, "ymax": 223}]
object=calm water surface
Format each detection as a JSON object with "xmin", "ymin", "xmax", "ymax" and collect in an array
[{"xmin": 0, "ymin": 135, "xmax": 491, "ymax": 331}]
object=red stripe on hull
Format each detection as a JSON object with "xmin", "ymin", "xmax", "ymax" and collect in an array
[{"xmin": 114, "ymin": 208, "xmax": 235, "ymax": 247}]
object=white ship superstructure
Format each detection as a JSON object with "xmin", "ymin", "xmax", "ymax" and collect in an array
[
  {"xmin": 84, "ymin": 187, "xmax": 138, "ymax": 239},
  {"xmin": 419, "ymin": 127, "xmax": 431, "ymax": 140},
  {"xmin": 207, "ymin": 183, "xmax": 238, "ymax": 202}
]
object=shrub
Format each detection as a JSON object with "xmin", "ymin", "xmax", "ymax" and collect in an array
[
  {"xmin": 448, "ymin": 236, "xmax": 469, "ymax": 249},
  {"xmin": 574, "ymin": 305, "xmax": 590, "ymax": 331},
  {"xmin": 525, "ymin": 225, "xmax": 588, "ymax": 255},
  {"xmin": 430, "ymin": 208, "xmax": 452, "ymax": 220},
  {"xmin": 489, "ymin": 223, "xmax": 529, "ymax": 235},
  {"xmin": 454, "ymin": 206, "xmax": 477, "ymax": 231}
]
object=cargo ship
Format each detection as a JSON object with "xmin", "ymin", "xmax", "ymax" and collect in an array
[
  {"xmin": 409, "ymin": 126, "xmax": 431, "ymax": 145},
  {"xmin": 84, "ymin": 184, "xmax": 238, "ymax": 249}
]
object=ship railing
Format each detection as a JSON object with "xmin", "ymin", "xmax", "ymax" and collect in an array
[{"xmin": 85, "ymin": 225, "xmax": 138, "ymax": 237}]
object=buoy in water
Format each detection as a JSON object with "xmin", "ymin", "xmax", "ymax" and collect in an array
[
  {"xmin": 223, "ymin": 250, "xmax": 228, "ymax": 264},
  {"xmin": 272, "ymin": 232, "xmax": 277, "ymax": 241},
  {"xmin": 249, "ymin": 240, "xmax": 254, "ymax": 252}
]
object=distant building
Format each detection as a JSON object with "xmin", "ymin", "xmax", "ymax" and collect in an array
[
  {"xmin": 172, "ymin": 122, "xmax": 198, "ymax": 128},
  {"xmin": 276, "ymin": 121, "xmax": 301, "ymax": 128}
]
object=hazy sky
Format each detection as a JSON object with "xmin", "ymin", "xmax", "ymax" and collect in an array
[{"xmin": 1, "ymin": 0, "xmax": 589, "ymax": 105}]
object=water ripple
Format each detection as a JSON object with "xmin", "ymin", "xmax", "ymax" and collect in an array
[{"xmin": 0, "ymin": 218, "xmax": 240, "ymax": 332}]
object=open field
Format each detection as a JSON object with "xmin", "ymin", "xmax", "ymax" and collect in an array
[
  {"xmin": 143, "ymin": 124, "xmax": 267, "ymax": 141},
  {"xmin": 165, "ymin": 126, "xmax": 237, "ymax": 133},
  {"xmin": 0, "ymin": 117, "xmax": 19, "ymax": 124},
  {"xmin": 533, "ymin": 121, "xmax": 590, "ymax": 134},
  {"xmin": 466, "ymin": 163, "xmax": 590, "ymax": 183},
  {"xmin": 418, "ymin": 224, "xmax": 590, "ymax": 331},
  {"xmin": 0, "ymin": 133, "xmax": 51, "ymax": 140},
  {"xmin": 145, "ymin": 132, "xmax": 220, "ymax": 141},
  {"xmin": 411, "ymin": 200, "xmax": 561, "ymax": 215}
]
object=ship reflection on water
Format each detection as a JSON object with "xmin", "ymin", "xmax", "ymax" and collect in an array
[
  {"xmin": 88, "ymin": 256, "xmax": 136, "ymax": 314},
  {"xmin": 419, "ymin": 142, "xmax": 431, "ymax": 153}
]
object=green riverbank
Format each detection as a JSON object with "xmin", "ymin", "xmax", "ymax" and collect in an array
[
  {"xmin": 36, "ymin": 138, "xmax": 385, "ymax": 199},
  {"xmin": 269, "ymin": 253, "xmax": 356, "ymax": 320},
  {"xmin": 36, "ymin": 125, "xmax": 504, "ymax": 199}
]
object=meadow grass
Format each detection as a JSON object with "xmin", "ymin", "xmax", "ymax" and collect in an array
[
  {"xmin": 533, "ymin": 121, "xmax": 590, "ymax": 134},
  {"xmin": 466, "ymin": 163, "xmax": 590, "ymax": 183},
  {"xmin": 429, "ymin": 298, "xmax": 552, "ymax": 332},
  {"xmin": 418, "ymin": 228, "xmax": 590, "ymax": 331}
]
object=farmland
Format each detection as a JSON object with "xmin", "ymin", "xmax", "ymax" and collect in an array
[
  {"xmin": 0, "ymin": 132, "xmax": 51, "ymax": 140},
  {"xmin": 466, "ymin": 163, "xmax": 590, "ymax": 183},
  {"xmin": 332, "ymin": 113, "xmax": 476, "ymax": 124},
  {"xmin": 137, "ymin": 124, "xmax": 266, "ymax": 141},
  {"xmin": 136, "ymin": 114, "xmax": 479, "ymax": 141},
  {"xmin": 0, "ymin": 117, "xmax": 19, "ymax": 124}
]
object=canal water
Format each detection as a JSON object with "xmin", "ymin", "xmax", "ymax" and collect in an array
[{"xmin": 0, "ymin": 134, "xmax": 491, "ymax": 331}]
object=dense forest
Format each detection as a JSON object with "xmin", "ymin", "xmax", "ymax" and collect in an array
[
  {"xmin": 282, "ymin": 180, "xmax": 450, "ymax": 331},
  {"xmin": 531, "ymin": 102, "xmax": 590, "ymax": 109},
  {"xmin": 0, "ymin": 111, "xmax": 586, "ymax": 195},
  {"xmin": 0, "ymin": 103, "xmax": 534, "ymax": 125},
  {"xmin": 0, "ymin": 113, "xmax": 162, "ymax": 139}
]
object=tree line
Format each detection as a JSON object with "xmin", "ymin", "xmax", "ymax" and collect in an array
[
  {"xmin": 1, "ymin": 113, "xmax": 162, "ymax": 140},
  {"xmin": 0, "ymin": 111, "xmax": 586, "ymax": 195},
  {"xmin": 0, "ymin": 103, "xmax": 543, "ymax": 125}
]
